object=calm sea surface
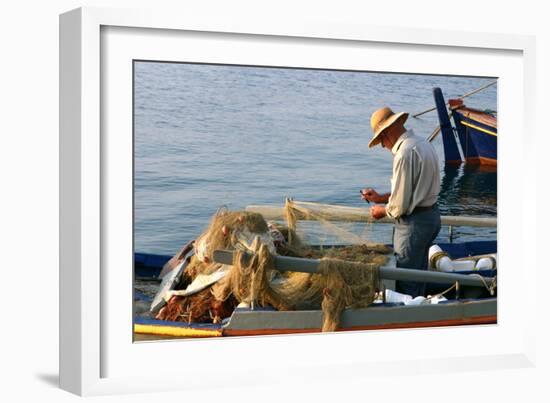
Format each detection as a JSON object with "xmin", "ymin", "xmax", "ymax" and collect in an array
[{"xmin": 134, "ymin": 62, "xmax": 497, "ymax": 255}]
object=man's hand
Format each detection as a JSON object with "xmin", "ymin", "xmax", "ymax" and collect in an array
[
  {"xmin": 361, "ymin": 188, "xmax": 380, "ymax": 203},
  {"xmin": 370, "ymin": 204, "xmax": 387, "ymax": 220}
]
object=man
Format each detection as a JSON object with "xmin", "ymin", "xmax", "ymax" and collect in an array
[{"xmin": 361, "ymin": 106, "xmax": 441, "ymax": 297}]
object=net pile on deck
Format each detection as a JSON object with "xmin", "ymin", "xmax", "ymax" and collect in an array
[{"xmin": 156, "ymin": 207, "xmax": 391, "ymax": 332}]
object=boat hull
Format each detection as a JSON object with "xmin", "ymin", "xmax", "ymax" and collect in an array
[
  {"xmin": 452, "ymin": 110, "xmax": 497, "ymax": 166},
  {"xmin": 134, "ymin": 299, "xmax": 497, "ymax": 338},
  {"xmin": 432, "ymin": 87, "xmax": 497, "ymax": 166},
  {"xmin": 134, "ymin": 240, "xmax": 497, "ymax": 339},
  {"xmin": 222, "ymin": 299, "xmax": 496, "ymax": 336}
]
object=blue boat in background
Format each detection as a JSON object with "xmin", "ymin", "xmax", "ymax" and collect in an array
[{"xmin": 433, "ymin": 87, "xmax": 497, "ymax": 167}]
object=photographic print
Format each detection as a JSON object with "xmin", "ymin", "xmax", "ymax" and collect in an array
[{"xmin": 132, "ymin": 61, "xmax": 497, "ymax": 341}]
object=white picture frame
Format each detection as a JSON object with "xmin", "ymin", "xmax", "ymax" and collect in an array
[{"xmin": 60, "ymin": 6, "xmax": 537, "ymax": 396}]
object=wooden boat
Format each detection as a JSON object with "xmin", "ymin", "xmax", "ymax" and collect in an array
[
  {"xmin": 134, "ymin": 239, "xmax": 497, "ymax": 339},
  {"xmin": 433, "ymin": 87, "xmax": 497, "ymax": 167}
]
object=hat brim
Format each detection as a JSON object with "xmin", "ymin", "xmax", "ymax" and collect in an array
[{"xmin": 368, "ymin": 112, "xmax": 409, "ymax": 148}]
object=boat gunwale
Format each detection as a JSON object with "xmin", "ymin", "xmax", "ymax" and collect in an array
[
  {"xmin": 133, "ymin": 298, "xmax": 497, "ymax": 338},
  {"xmin": 453, "ymin": 107, "xmax": 497, "ymax": 130}
]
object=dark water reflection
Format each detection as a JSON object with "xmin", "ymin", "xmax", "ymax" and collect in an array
[
  {"xmin": 435, "ymin": 164, "xmax": 497, "ymax": 243},
  {"xmin": 438, "ymin": 165, "xmax": 497, "ymax": 217}
]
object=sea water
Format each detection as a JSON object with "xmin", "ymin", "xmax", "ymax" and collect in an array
[{"xmin": 134, "ymin": 62, "xmax": 497, "ymax": 255}]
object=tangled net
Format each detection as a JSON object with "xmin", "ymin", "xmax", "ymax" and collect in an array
[{"xmin": 156, "ymin": 203, "xmax": 391, "ymax": 332}]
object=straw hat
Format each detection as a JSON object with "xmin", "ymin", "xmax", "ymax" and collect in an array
[{"xmin": 368, "ymin": 107, "xmax": 409, "ymax": 148}]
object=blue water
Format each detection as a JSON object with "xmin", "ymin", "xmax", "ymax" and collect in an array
[{"xmin": 134, "ymin": 62, "xmax": 497, "ymax": 255}]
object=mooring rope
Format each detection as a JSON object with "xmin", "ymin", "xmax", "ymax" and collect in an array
[
  {"xmin": 468, "ymin": 273, "xmax": 497, "ymax": 296},
  {"xmin": 426, "ymin": 282, "xmax": 457, "ymax": 302}
]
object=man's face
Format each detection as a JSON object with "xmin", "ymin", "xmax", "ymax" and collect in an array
[{"xmin": 380, "ymin": 132, "xmax": 391, "ymax": 150}]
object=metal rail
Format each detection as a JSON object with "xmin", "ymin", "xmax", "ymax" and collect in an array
[{"xmin": 213, "ymin": 250, "xmax": 495, "ymax": 288}]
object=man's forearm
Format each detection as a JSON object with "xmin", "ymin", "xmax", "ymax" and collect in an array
[{"xmin": 377, "ymin": 193, "xmax": 390, "ymax": 203}]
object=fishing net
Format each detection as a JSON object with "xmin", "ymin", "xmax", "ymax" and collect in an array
[{"xmin": 156, "ymin": 202, "xmax": 391, "ymax": 332}]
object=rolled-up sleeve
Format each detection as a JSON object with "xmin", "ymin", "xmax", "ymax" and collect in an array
[{"xmin": 386, "ymin": 153, "xmax": 414, "ymax": 219}]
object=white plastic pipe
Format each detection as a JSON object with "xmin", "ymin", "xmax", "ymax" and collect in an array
[
  {"xmin": 429, "ymin": 245, "xmax": 497, "ymax": 272},
  {"xmin": 475, "ymin": 256, "xmax": 497, "ymax": 270}
]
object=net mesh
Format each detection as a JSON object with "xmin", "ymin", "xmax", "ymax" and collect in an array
[{"xmin": 156, "ymin": 200, "xmax": 391, "ymax": 332}]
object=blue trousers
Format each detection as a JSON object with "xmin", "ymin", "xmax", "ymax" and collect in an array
[{"xmin": 393, "ymin": 206, "xmax": 441, "ymax": 298}]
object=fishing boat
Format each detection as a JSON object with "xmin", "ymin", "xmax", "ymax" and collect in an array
[
  {"xmin": 433, "ymin": 87, "xmax": 497, "ymax": 167},
  {"xmin": 134, "ymin": 202, "xmax": 497, "ymax": 339}
]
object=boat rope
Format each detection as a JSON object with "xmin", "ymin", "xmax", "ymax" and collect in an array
[
  {"xmin": 468, "ymin": 273, "xmax": 497, "ymax": 296},
  {"xmin": 426, "ymin": 282, "xmax": 457, "ymax": 301},
  {"xmin": 426, "ymin": 273, "xmax": 496, "ymax": 300},
  {"xmin": 428, "ymin": 250, "xmax": 449, "ymax": 269}
]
